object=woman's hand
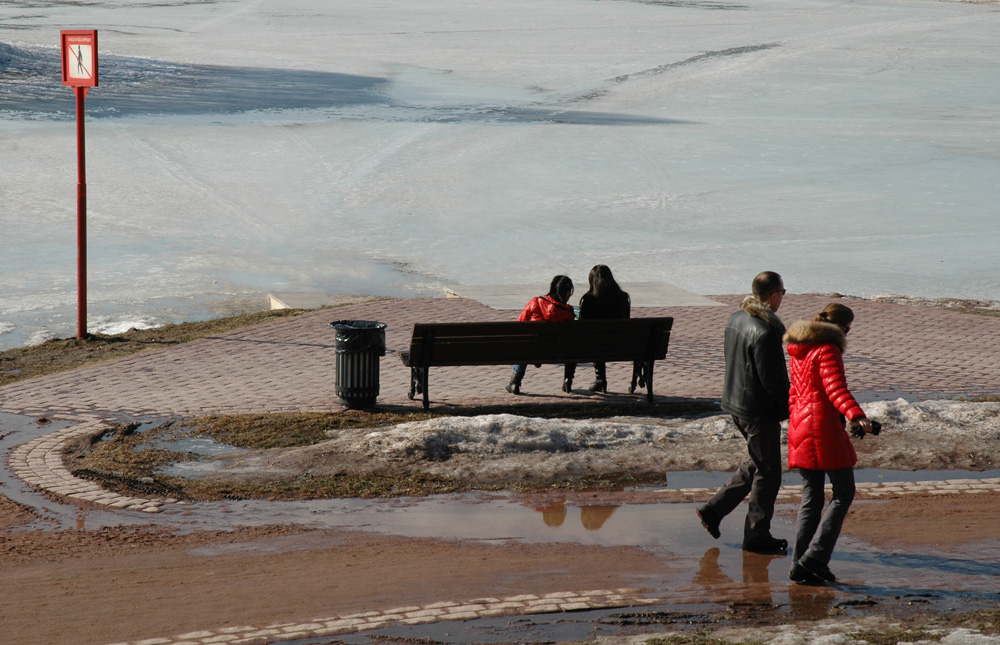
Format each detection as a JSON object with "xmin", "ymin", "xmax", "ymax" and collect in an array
[{"xmin": 849, "ymin": 417, "xmax": 874, "ymax": 438}]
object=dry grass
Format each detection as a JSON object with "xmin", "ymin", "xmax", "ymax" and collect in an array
[{"xmin": 63, "ymin": 410, "xmax": 671, "ymax": 501}]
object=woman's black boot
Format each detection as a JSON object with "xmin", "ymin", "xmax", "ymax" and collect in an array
[
  {"xmin": 562, "ymin": 364, "xmax": 575, "ymax": 393},
  {"xmin": 589, "ymin": 364, "xmax": 607, "ymax": 393}
]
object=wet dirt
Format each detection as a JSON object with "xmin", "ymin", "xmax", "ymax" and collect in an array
[
  {"xmin": 3, "ymin": 410, "xmax": 1000, "ymax": 644},
  {"xmin": 3, "ymin": 486, "xmax": 1000, "ymax": 644}
]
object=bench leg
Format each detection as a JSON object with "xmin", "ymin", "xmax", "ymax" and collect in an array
[
  {"xmin": 421, "ymin": 367, "xmax": 430, "ymax": 410},
  {"xmin": 628, "ymin": 360, "xmax": 647, "ymax": 395},
  {"xmin": 645, "ymin": 359, "xmax": 655, "ymax": 403}
]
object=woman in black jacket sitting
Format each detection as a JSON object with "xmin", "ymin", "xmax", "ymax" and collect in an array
[{"xmin": 568, "ymin": 265, "xmax": 630, "ymax": 393}]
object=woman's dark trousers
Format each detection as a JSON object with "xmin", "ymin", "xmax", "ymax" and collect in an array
[{"xmin": 794, "ymin": 467, "xmax": 856, "ymax": 565}]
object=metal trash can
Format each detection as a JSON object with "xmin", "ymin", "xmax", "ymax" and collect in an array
[{"xmin": 330, "ymin": 320, "xmax": 387, "ymax": 409}]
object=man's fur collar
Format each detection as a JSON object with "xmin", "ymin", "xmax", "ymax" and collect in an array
[
  {"xmin": 740, "ymin": 295, "xmax": 782, "ymax": 327},
  {"xmin": 784, "ymin": 319, "xmax": 848, "ymax": 352}
]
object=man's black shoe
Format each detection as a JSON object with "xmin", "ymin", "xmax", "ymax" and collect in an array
[
  {"xmin": 742, "ymin": 536, "xmax": 788, "ymax": 555},
  {"xmin": 696, "ymin": 505, "xmax": 721, "ymax": 540},
  {"xmin": 789, "ymin": 562, "xmax": 826, "ymax": 586},
  {"xmin": 799, "ymin": 556, "xmax": 837, "ymax": 583}
]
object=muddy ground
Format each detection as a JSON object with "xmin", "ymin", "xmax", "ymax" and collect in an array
[
  {"xmin": 2, "ymin": 489, "xmax": 998, "ymax": 645},
  {"xmin": 0, "ymin": 410, "xmax": 1000, "ymax": 644},
  {"xmin": 3, "ymin": 401, "xmax": 1000, "ymax": 644}
]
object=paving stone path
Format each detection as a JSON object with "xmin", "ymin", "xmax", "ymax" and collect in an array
[{"xmin": 3, "ymin": 294, "xmax": 999, "ymax": 645}]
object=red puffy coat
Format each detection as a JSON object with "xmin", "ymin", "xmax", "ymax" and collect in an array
[
  {"xmin": 785, "ymin": 319, "xmax": 865, "ymax": 471},
  {"xmin": 517, "ymin": 295, "xmax": 575, "ymax": 323}
]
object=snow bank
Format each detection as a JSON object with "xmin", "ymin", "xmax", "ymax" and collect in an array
[{"xmin": 204, "ymin": 400, "xmax": 1000, "ymax": 483}]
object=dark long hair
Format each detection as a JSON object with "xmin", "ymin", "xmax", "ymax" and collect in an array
[
  {"xmin": 547, "ymin": 275, "xmax": 574, "ymax": 304},
  {"xmin": 586, "ymin": 265, "xmax": 629, "ymax": 306}
]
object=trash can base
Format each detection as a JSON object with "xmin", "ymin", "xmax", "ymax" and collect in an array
[{"xmin": 338, "ymin": 396, "xmax": 378, "ymax": 410}]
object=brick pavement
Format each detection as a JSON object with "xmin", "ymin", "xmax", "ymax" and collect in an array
[
  {"xmin": 3, "ymin": 294, "xmax": 1000, "ymax": 645},
  {"xmin": 2, "ymin": 294, "xmax": 998, "ymax": 420}
]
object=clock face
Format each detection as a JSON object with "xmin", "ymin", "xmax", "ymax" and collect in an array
[{"xmin": 66, "ymin": 44, "xmax": 95, "ymax": 81}]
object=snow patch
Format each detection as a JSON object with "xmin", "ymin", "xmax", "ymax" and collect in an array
[{"xmin": 90, "ymin": 318, "xmax": 160, "ymax": 336}]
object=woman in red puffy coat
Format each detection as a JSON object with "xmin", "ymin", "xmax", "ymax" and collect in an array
[
  {"xmin": 504, "ymin": 275, "xmax": 575, "ymax": 395},
  {"xmin": 784, "ymin": 303, "xmax": 872, "ymax": 586}
]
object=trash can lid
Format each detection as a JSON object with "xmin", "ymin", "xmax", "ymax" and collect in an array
[{"xmin": 329, "ymin": 320, "xmax": 387, "ymax": 331}]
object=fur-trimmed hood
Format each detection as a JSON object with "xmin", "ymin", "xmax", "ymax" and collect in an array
[
  {"xmin": 740, "ymin": 295, "xmax": 782, "ymax": 327},
  {"xmin": 784, "ymin": 319, "xmax": 848, "ymax": 353}
]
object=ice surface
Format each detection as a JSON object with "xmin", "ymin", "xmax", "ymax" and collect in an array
[{"xmin": 2, "ymin": 0, "xmax": 999, "ymax": 349}]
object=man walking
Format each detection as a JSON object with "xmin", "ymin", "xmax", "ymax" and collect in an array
[{"xmin": 698, "ymin": 271, "xmax": 790, "ymax": 555}]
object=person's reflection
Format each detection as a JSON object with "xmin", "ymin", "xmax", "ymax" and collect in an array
[
  {"xmin": 694, "ymin": 547, "xmax": 732, "ymax": 586},
  {"xmin": 526, "ymin": 500, "xmax": 619, "ymax": 530},
  {"xmin": 580, "ymin": 505, "xmax": 618, "ymax": 531},
  {"xmin": 742, "ymin": 551, "xmax": 777, "ymax": 604},
  {"xmin": 788, "ymin": 582, "xmax": 836, "ymax": 620},
  {"xmin": 693, "ymin": 547, "xmax": 783, "ymax": 604},
  {"xmin": 694, "ymin": 547, "xmax": 838, "ymax": 614},
  {"xmin": 526, "ymin": 497, "xmax": 567, "ymax": 527},
  {"xmin": 541, "ymin": 500, "xmax": 567, "ymax": 527}
]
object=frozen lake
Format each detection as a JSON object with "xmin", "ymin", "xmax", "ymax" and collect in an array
[{"xmin": 2, "ymin": 0, "xmax": 999, "ymax": 350}]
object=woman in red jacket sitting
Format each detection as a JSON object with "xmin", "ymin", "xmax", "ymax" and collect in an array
[
  {"xmin": 784, "ymin": 303, "xmax": 872, "ymax": 586},
  {"xmin": 505, "ymin": 275, "xmax": 575, "ymax": 395}
]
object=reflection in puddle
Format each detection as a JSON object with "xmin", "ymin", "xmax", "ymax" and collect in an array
[
  {"xmin": 693, "ymin": 546, "xmax": 785, "ymax": 605},
  {"xmin": 525, "ymin": 498, "xmax": 619, "ymax": 531}
]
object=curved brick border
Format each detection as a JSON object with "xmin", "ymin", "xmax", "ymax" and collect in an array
[{"xmin": 8, "ymin": 417, "xmax": 174, "ymax": 514}]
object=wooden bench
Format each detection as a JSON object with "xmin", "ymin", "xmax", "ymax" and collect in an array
[{"xmin": 399, "ymin": 317, "xmax": 673, "ymax": 409}]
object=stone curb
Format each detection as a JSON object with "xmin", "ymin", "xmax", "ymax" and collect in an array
[
  {"xmin": 8, "ymin": 417, "xmax": 175, "ymax": 514},
  {"xmin": 657, "ymin": 478, "xmax": 1000, "ymax": 502},
  {"xmin": 9, "ymin": 419, "xmax": 1000, "ymax": 516},
  {"xmin": 103, "ymin": 588, "xmax": 658, "ymax": 645}
]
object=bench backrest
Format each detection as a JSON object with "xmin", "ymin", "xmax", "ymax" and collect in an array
[{"xmin": 405, "ymin": 317, "xmax": 673, "ymax": 367}]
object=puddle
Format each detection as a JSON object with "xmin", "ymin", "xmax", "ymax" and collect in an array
[
  {"xmin": 150, "ymin": 427, "xmax": 245, "ymax": 478},
  {"xmin": 157, "ymin": 492, "xmax": 1000, "ymax": 603},
  {"xmin": 4, "ymin": 408, "xmax": 1000, "ymax": 635},
  {"xmin": 153, "ymin": 489, "xmax": 1000, "ymax": 640},
  {"xmin": 147, "ymin": 426, "xmax": 244, "ymax": 458},
  {"xmin": 273, "ymin": 515, "xmax": 1000, "ymax": 644},
  {"xmin": 0, "ymin": 410, "xmax": 146, "ymax": 530}
]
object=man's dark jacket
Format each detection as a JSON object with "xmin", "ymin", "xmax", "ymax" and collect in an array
[{"xmin": 721, "ymin": 296, "xmax": 790, "ymax": 422}]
